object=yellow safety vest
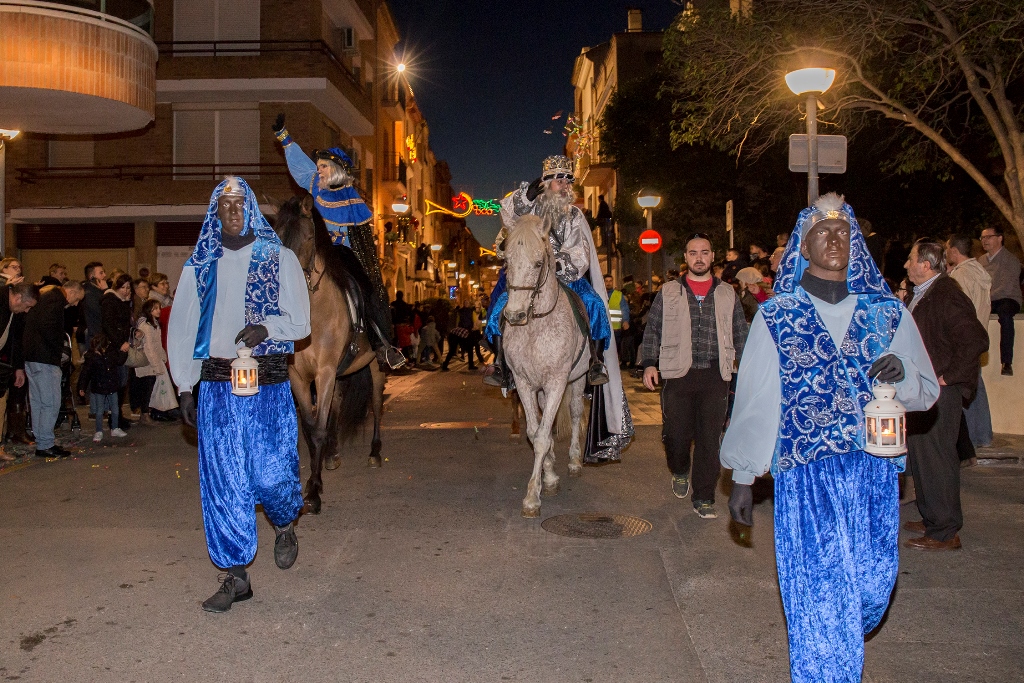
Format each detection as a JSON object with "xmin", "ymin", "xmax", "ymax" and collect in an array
[{"xmin": 609, "ymin": 290, "xmax": 624, "ymax": 330}]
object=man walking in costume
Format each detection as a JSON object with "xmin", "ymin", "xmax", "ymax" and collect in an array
[
  {"xmin": 720, "ymin": 193, "xmax": 939, "ymax": 682},
  {"xmin": 168, "ymin": 177, "xmax": 311, "ymax": 613},
  {"xmin": 485, "ymin": 155, "xmax": 632, "ymax": 462},
  {"xmin": 271, "ymin": 114, "xmax": 404, "ymax": 369}
]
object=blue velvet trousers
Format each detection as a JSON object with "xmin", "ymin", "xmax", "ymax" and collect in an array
[
  {"xmin": 774, "ymin": 451, "xmax": 899, "ymax": 683},
  {"xmin": 198, "ymin": 381, "xmax": 303, "ymax": 569}
]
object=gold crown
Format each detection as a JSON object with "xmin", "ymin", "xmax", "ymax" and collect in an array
[
  {"xmin": 541, "ymin": 155, "xmax": 574, "ymax": 181},
  {"xmin": 802, "ymin": 192, "xmax": 850, "ymax": 236}
]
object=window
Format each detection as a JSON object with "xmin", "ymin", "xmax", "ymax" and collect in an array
[
  {"xmin": 173, "ymin": 0, "xmax": 260, "ymax": 55},
  {"xmin": 48, "ymin": 140, "xmax": 94, "ymax": 168},
  {"xmin": 173, "ymin": 106, "xmax": 260, "ymax": 179}
]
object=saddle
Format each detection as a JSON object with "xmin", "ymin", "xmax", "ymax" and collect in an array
[{"xmin": 559, "ymin": 282, "xmax": 591, "ymax": 339}]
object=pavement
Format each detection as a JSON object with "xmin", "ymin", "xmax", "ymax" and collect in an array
[{"xmin": 0, "ymin": 362, "xmax": 1021, "ymax": 682}]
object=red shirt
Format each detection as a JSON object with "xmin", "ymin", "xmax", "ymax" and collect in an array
[{"xmin": 686, "ymin": 276, "xmax": 713, "ymax": 299}]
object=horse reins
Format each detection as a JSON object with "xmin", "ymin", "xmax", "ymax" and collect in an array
[
  {"xmin": 506, "ymin": 251, "xmax": 558, "ymax": 319},
  {"xmin": 303, "ymin": 255, "xmax": 326, "ymax": 293}
]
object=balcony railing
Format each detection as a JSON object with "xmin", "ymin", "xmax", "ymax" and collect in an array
[
  {"xmin": 379, "ymin": 154, "xmax": 407, "ymax": 184},
  {"xmin": 9, "ymin": 0, "xmax": 155, "ymax": 37},
  {"xmin": 156, "ymin": 40, "xmax": 367, "ymax": 94}
]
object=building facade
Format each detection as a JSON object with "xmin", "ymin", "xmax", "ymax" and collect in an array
[{"xmin": 3, "ymin": 0, "xmax": 450, "ymax": 304}]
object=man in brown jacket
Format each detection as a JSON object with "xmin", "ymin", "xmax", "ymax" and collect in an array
[{"xmin": 904, "ymin": 238, "xmax": 990, "ymax": 550}]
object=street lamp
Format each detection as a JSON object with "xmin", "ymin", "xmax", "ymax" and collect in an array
[
  {"xmin": 637, "ymin": 189, "xmax": 662, "ymax": 288},
  {"xmin": 392, "ymin": 195, "xmax": 410, "ymax": 214},
  {"xmin": 0, "ymin": 129, "xmax": 20, "ymax": 257},
  {"xmin": 786, "ymin": 67, "xmax": 836, "ymax": 205}
]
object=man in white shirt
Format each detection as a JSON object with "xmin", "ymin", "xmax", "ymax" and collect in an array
[{"xmin": 168, "ymin": 177, "xmax": 310, "ymax": 613}]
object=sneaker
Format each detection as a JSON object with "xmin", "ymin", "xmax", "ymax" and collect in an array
[
  {"xmin": 111, "ymin": 428, "xmax": 128, "ymax": 438},
  {"xmin": 693, "ymin": 501, "xmax": 718, "ymax": 519},
  {"xmin": 92, "ymin": 431, "xmax": 103, "ymax": 443},
  {"xmin": 671, "ymin": 474, "xmax": 690, "ymax": 499},
  {"xmin": 201, "ymin": 573, "xmax": 253, "ymax": 613},
  {"xmin": 274, "ymin": 523, "xmax": 298, "ymax": 569}
]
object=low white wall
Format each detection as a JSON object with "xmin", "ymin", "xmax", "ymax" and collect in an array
[{"xmin": 981, "ymin": 317, "xmax": 1024, "ymax": 435}]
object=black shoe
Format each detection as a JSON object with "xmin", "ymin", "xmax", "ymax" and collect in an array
[
  {"xmin": 1002, "ymin": 363, "xmax": 1013, "ymax": 376},
  {"xmin": 201, "ymin": 573, "xmax": 253, "ymax": 613},
  {"xmin": 588, "ymin": 361, "xmax": 609, "ymax": 386},
  {"xmin": 439, "ymin": 365, "xmax": 450, "ymax": 372},
  {"xmin": 50, "ymin": 445, "xmax": 72, "ymax": 458},
  {"xmin": 482, "ymin": 365, "xmax": 505, "ymax": 387},
  {"xmin": 35, "ymin": 446, "xmax": 68, "ymax": 459},
  {"xmin": 274, "ymin": 523, "xmax": 298, "ymax": 569}
]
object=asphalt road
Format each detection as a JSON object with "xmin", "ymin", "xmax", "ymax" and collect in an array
[{"xmin": 0, "ymin": 363, "xmax": 1021, "ymax": 682}]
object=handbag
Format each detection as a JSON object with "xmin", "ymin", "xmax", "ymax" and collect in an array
[{"xmin": 125, "ymin": 334, "xmax": 148, "ymax": 368}]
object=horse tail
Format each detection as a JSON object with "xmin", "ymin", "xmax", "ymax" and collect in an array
[
  {"xmin": 553, "ymin": 385, "xmax": 573, "ymax": 439},
  {"xmin": 326, "ymin": 364, "xmax": 373, "ymax": 455}
]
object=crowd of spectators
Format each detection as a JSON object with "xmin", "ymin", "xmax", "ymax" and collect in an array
[{"xmin": 0, "ymin": 259, "xmax": 178, "ymax": 459}]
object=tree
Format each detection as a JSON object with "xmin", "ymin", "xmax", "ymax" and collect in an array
[{"xmin": 662, "ymin": 0, "xmax": 1024, "ymax": 243}]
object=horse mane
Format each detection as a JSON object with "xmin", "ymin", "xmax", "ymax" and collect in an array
[
  {"xmin": 506, "ymin": 215, "xmax": 551, "ymax": 256},
  {"xmin": 275, "ymin": 194, "xmax": 373, "ymax": 300}
]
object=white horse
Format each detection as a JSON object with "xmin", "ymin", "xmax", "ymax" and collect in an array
[{"xmin": 502, "ymin": 215, "xmax": 589, "ymax": 517}]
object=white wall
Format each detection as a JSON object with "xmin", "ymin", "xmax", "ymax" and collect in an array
[{"xmin": 981, "ymin": 317, "xmax": 1024, "ymax": 435}]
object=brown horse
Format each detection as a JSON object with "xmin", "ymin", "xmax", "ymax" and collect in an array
[{"xmin": 274, "ymin": 196, "xmax": 386, "ymax": 514}]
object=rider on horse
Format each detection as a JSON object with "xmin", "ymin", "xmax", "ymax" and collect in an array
[
  {"xmin": 485, "ymin": 155, "xmax": 610, "ymax": 390},
  {"xmin": 272, "ymin": 114, "xmax": 404, "ymax": 369}
]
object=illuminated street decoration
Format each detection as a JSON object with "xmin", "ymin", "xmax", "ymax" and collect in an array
[
  {"xmin": 425, "ymin": 191, "xmax": 503, "ymax": 218},
  {"xmin": 406, "ymin": 134, "xmax": 418, "ymax": 163}
]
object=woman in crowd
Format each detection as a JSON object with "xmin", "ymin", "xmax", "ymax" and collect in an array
[
  {"xmin": 134, "ymin": 298, "xmax": 177, "ymax": 421},
  {"xmin": 0, "ymin": 258, "xmax": 24, "ymax": 286},
  {"xmin": 101, "ymin": 272, "xmax": 134, "ymax": 427}
]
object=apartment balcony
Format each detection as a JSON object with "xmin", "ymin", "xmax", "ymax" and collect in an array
[
  {"xmin": 155, "ymin": 40, "xmax": 373, "ymax": 136},
  {"xmin": 0, "ymin": 0, "xmax": 157, "ymax": 133},
  {"xmin": 379, "ymin": 153, "xmax": 407, "ymax": 196}
]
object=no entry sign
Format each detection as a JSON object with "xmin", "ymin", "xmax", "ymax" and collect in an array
[{"xmin": 639, "ymin": 229, "xmax": 662, "ymax": 253}]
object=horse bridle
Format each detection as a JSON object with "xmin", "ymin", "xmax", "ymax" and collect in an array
[
  {"xmin": 506, "ymin": 251, "xmax": 558, "ymax": 320},
  {"xmin": 303, "ymin": 255, "xmax": 326, "ymax": 293}
]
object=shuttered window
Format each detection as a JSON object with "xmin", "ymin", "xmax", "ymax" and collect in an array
[
  {"xmin": 173, "ymin": 0, "xmax": 259, "ymax": 55},
  {"xmin": 173, "ymin": 107, "xmax": 259, "ymax": 179}
]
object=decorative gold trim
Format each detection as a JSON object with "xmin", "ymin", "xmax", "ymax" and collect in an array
[{"xmin": 316, "ymin": 196, "xmax": 363, "ymax": 209}]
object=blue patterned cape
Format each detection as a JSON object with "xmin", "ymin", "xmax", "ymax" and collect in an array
[
  {"xmin": 763, "ymin": 200, "xmax": 903, "ymax": 473},
  {"xmin": 186, "ymin": 177, "xmax": 293, "ymax": 359}
]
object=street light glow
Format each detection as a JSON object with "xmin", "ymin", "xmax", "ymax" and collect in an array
[
  {"xmin": 785, "ymin": 68, "xmax": 836, "ymax": 96},
  {"xmin": 392, "ymin": 196, "xmax": 410, "ymax": 214},
  {"xmin": 637, "ymin": 189, "xmax": 662, "ymax": 209},
  {"xmin": 430, "ymin": 244, "xmax": 442, "ymax": 251},
  {"xmin": 396, "ymin": 63, "xmax": 406, "ymax": 73},
  {"xmin": 0, "ymin": 129, "xmax": 19, "ymax": 140}
]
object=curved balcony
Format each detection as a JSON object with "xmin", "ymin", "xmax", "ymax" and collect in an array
[{"xmin": 0, "ymin": 0, "xmax": 157, "ymax": 134}]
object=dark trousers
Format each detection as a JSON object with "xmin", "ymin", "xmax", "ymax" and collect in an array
[
  {"xmin": 660, "ymin": 368, "xmax": 729, "ymax": 504},
  {"xmin": 907, "ymin": 386, "xmax": 964, "ymax": 542},
  {"xmin": 991, "ymin": 298, "xmax": 1020, "ymax": 365}
]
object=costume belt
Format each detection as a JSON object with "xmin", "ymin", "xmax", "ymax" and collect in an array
[{"xmin": 200, "ymin": 354, "xmax": 289, "ymax": 385}]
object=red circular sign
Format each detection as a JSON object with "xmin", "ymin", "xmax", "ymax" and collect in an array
[{"xmin": 638, "ymin": 229, "xmax": 662, "ymax": 254}]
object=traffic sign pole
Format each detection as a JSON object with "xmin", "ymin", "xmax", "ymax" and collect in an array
[{"xmin": 638, "ymin": 220, "xmax": 662, "ymax": 289}]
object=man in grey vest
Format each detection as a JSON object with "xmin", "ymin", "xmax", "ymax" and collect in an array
[{"xmin": 640, "ymin": 233, "xmax": 749, "ymax": 518}]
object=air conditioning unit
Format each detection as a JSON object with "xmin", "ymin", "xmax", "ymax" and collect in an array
[{"xmin": 341, "ymin": 27, "xmax": 357, "ymax": 52}]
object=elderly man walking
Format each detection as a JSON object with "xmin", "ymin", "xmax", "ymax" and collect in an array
[
  {"xmin": 641, "ymin": 233, "xmax": 748, "ymax": 519},
  {"xmin": 905, "ymin": 238, "xmax": 990, "ymax": 550},
  {"xmin": 978, "ymin": 226, "xmax": 1021, "ymax": 375},
  {"xmin": 946, "ymin": 235, "xmax": 993, "ymax": 448}
]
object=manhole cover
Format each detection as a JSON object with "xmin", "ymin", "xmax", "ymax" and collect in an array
[{"xmin": 541, "ymin": 513, "xmax": 653, "ymax": 539}]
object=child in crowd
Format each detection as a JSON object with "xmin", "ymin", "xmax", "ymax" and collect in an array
[{"xmin": 77, "ymin": 333, "xmax": 128, "ymax": 442}]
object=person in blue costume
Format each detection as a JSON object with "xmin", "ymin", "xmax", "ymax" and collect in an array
[
  {"xmin": 271, "ymin": 114, "xmax": 404, "ymax": 369},
  {"xmin": 720, "ymin": 193, "xmax": 940, "ymax": 682},
  {"xmin": 485, "ymin": 155, "xmax": 633, "ymax": 462},
  {"xmin": 168, "ymin": 177, "xmax": 311, "ymax": 613}
]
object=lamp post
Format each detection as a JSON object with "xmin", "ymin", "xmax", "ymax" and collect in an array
[
  {"xmin": 0, "ymin": 129, "xmax": 20, "ymax": 258},
  {"xmin": 785, "ymin": 68, "xmax": 836, "ymax": 205},
  {"xmin": 637, "ymin": 189, "xmax": 662, "ymax": 289}
]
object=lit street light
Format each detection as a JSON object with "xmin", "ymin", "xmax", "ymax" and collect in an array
[
  {"xmin": 636, "ymin": 188, "xmax": 662, "ymax": 289},
  {"xmin": 396, "ymin": 62, "xmax": 407, "ymax": 73},
  {"xmin": 392, "ymin": 196, "xmax": 410, "ymax": 214},
  {"xmin": 0, "ymin": 129, "xmax": 20, "ymax": 257},
  {"xmin": 786, "ymin": 67, "xmax": 836, "ymax": 205}
]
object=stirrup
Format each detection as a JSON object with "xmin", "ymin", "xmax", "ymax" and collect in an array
[
  {"xmin": 377, "ymin": 345, "xmax": 407, "ymax": 370},
  {"xmin": 482, "ymin": 365, "xmax": 504, "ymax": 388},
  {"xmin": 588, "ymin": 362, "xmax": 609, "ymax": 386}
]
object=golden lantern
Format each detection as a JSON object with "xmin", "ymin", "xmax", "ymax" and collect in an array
[
  {"xmin": 230, "ymin": 347, "xmax": 259, "ymax": 396},
  {"xmin": 864, "ymin": 383, "xmax": 906, "ymax": 457}
]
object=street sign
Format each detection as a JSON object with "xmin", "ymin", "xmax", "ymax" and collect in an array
[
  {"xmin": 639, "ymin": 229, "xmax": 662, "ymax": 253},
  {"xmin": 788, "ymin": 134, "xmax": 848, "ymax": 173}
]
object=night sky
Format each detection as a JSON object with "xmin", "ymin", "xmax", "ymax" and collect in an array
[{"xmin": 387, "ymin": 0, "xmax": 683, "ymax": 244}]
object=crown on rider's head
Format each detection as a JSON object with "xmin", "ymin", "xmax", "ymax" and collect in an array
[
  {"xmin": 801, "ymin": 192, "xmax": 851, "ymax": 237},
  {"xmin": 542, "ymin": 155, "xmax": 574, "ymax": 183},
  {"xmin": 220, "ymin": 176, "xmax": 246, "ymax": 198}
]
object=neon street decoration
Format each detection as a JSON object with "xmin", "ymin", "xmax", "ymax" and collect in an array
[
  {"xmin": 425, "ymin": 191, "xmax": 503, "ymax": 218},
  {"xmin": 406, "ymin": 134, "xmax": 418, "ymax": 164}
]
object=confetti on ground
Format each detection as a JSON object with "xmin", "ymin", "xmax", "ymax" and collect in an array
[
  {"xmin": 176, "ymin": 470, "xmax": 180, "ymax": 478},
  {"xmin": 91, "ymin": 464, "xmax": 99, "ymax": 468}
]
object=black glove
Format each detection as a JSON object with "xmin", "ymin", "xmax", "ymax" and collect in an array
[
  {"xmin": 179, "ymin": 391, "xmax": 196, "ymax": 428},
  {"xmin": 525, "ymin": 177, "xmax": 544, "ymax": 201},
  {"xmin": 868, "ymin": 354, "xmax": 905, "ymax": 383},
  {"xmin": 235, "ymin": 324, "xmax": 269, "ymax": 348},
  {"xmin": 728, "ymin": 483, "xmax": 753, "ymax": 527},
  {"xmin": 272, "ymin": 113, "xmax": 286, "ymax": 133}
]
